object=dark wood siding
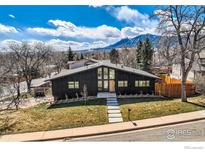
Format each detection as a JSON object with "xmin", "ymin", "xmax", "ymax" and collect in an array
[
  {"xmin": 51, "ymin": 66, "xmax": 156, "ymax": 100},
  {"xmin": 52, "ymin": 68, "xmax": 98, "ymax": 100},
  {"xmin": 115, "ymin": 69, "xmax": 155, "ymax": 95}
]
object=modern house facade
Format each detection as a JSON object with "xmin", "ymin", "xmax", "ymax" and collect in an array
[{"xmin": 47, "ymin": 62, "xmax": 160, "ymax": 100}]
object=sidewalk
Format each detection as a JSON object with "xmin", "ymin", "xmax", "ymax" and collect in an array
[{"xmin": 1, "ymin": 110, "xmax": 205, "ymax": 141}]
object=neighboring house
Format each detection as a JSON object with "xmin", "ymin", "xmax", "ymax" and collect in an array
[
  {"xmin": 193, "ymin": 52, "xmax": 205, "ymax": 77},
  {"xmin": 66, "ymin": 59, "xmax": 98, "ymax": 69},
  {"xmin": 30, "ymin": 78, "xmax": 50, "ymax": 97},
  {"xmin": 47, "ymin": 62, "xmax": 160, "ymax": 100},
  {"xmin": 171, "ymin": 50, "xmax": 205, "ymax": 81}
]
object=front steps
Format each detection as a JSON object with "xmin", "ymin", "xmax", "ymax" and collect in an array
[{"xmin": 106, "ymin": 97, "xmax": 123, "ymax": 123}]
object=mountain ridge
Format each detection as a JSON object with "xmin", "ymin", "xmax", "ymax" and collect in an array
[{"xmin": 92, "ymin": 33, "xmax": 161, "ymax": 52}]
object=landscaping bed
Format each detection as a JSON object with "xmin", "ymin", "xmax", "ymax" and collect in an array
[
  {"xmin": 0, "ymin": 98, "xmax": 108, "ymax": 135},
  {"xmin": 119, "ymin": 96, "xmax": 205, "ymax": 122}
]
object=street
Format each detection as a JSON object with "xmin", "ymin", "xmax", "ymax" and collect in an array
[{"xmin": 67, "ymin": 120, "xmax": 205, "ymax": 141}]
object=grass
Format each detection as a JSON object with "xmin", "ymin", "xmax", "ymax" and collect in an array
[
  {"xmin": 119, "ymin": 95, "xmax": 205, "ymax": 122},
  {"xmin": 0, "ymin": 98, "xmax": 108, "ymax": 135}
]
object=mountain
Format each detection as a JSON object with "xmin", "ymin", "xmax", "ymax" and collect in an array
[{"xmin": 93, "ymin": 34, "xmax": 161, "ymax": 52}]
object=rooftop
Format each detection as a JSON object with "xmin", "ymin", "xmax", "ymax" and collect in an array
[{"xmin": 47, "ymin": 61, "xmax": 160, "ymax": 81}]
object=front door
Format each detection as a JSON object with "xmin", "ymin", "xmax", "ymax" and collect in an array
[{"xmin": 109, "ymin": 80, "xmax": 115, "ymax": 92}]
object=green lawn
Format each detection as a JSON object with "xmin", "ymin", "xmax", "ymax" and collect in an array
[
  {"xmin": 0, "ymin": 98, "xmax": 108, "ymax": 135},
  {"xmin": 119, "ymin": 96, "xmax": 205, "ymax": 122}
]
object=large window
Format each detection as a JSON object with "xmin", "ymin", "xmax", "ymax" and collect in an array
[
  {"xmin": 68, "ymin": 81, "xmax": 79, "ymax": 89},
  {"xmin": 118, "ymin": 81, "xmax": 128, "ymax": 87},
  {"xmin": 103, "ymin": 67, "xmax": 108, "ymax": 79},
  {"xmin": 97, "ymin": 68, "xmax": 102, "ymax": 79},
  {"xmin": 109, "ymin": 69, "xmax": 115, "ymax": 79},
  {"xmin": 98, "ymin": 81, "xmax": 103, "ymax": 91},
  {"xmin": 135, "ymin": 80, "xmax": 150, "ymax": 87},
  {"xmin": 104, "ymin": 80, "xmax": 108, "ymax": 90}
]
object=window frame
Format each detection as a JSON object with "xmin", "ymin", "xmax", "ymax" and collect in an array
[
  {"xmin": 68, "ymin": 81, "xmax": 79, "ymax": 89},
  {"xmin": 118, "ymin": 80, "xmax": 128, "ymax": 88},
  {"xmin": 109, "ymin": 69, "xmax": 115, "ymax": 79},
  {"xmin": 135, "ymin": 80, "xmax": 150, "ymax": 87}
]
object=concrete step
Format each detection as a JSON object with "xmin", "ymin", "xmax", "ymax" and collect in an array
[
  {"xmin": 107, "ymin": 97, "xmax": 117, "ymax": 99},
  {"xmin": 109, "ymin": 117, "xmax": 123, "ymax": 123},
  {"xmin": 107, "ymin": 102, "xmax": 118, "ymax": 104},
  {"xmin": 108, "ymin": 106, "xmax": 120, "ymax": 110},
  {"xmin": 107, "ymin": 100, "xmax": 118, "ymax": 102},
  {"xmin": 108, "ymin": 110, "xmax": 121, "ymax": 114},
  {"xmin": 107, "ymin": 98, "xmax": 117, "ymax": 101},
  {"xmin": 108, "ymin": 113, "xmax": 122, "ymax": 118},
  {"xmin": 107, "ymin": 103, "xmax": 119, "ymax": 106}
]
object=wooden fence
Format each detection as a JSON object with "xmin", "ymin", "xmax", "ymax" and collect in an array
[{"xmin": 155, "ymin": 74, "xmax": 195, "ymax": 97}]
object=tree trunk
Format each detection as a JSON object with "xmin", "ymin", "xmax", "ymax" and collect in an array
[
  {"xmin": 181, "ymin": 74, "xmax": 187, "ymax": 102},
  {"xmin": 26, "ymin": 80, "xmax": 31, "ymax": 93}
]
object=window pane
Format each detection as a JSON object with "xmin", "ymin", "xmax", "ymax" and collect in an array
[
  {"xmin": 97, "ymin": 68, "xmax": 102, "ymax": 79},
  {"xmin": 75, "ymin": 81, "xmax": 79, "ymax": 88},
  {"xmin": 68, "ymin": 81, "xmax": 75, "ymax": 89},
  {"xmin": 104, "ymin": 80, "xmax": 108, "ymax": 89},
  {"xmin": 135, "ymin": 81, "xmax": 139, "ymax": 87},
  {"xmin": 109, "ymin": 69, "xmax": 115, "ymax": 79},
  {"xmin": 118, "ymin": 81, "xmax": 124, "ymax": 87},
  {"xmin": 124, "ymin": 81, "xmax": 128, "ymax": 87},
  {"xmin": 103, "ymin": 67, "xmax": 108, "ymax": 79},
  {"xmin": 139, "ymin": 81, "xmax": 146, "ymax": 87},
  {"xmin": 146, "ymin": 81, "xmax": 150, "ymax": 87},
  {"xmin": 98, "ymin": 81, "xmax": 102, "ymax": 91}
]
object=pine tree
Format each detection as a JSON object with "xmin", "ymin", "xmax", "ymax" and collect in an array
[
  {"xmin": 80, "ymin": 53, "xmax": 84, "ymax": 59},
  {"xmin": 136, "ymin": 39, "xmax": 154, "ymax": 72},
  {"xmin": 136, "ymin": 40, "xmax": 143, "ymax": 69},
  {"xmin": 67, "ymin": 46, "xmax": 74, "ymax": 61},
  {"xmin": 110, "ymin": 48, "xmax": 119, "ymax": 64}
]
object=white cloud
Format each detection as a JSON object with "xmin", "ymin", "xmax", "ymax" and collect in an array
[
  {"xmin": 0, "ymin": 23, "xmax": 18, "ymax": 33},
  {"xmin": 109, "ymin": 6, "xmax": 158, "ymax": 27},
  {"xmin": 106, "ymin": 6, "xmax": 158, "ymax": 36},
  {"xmin": 45, "ymin": 39, "xmax": 108, "ymax": 50},
  {"xmin": 27, "ymin": 20, "xmax": 121, "ymax": 43},
  {"xmin": 121, "ymin": 27, "xmax": 144, "ymax": 38},
  {"xmin": 8, "ymin": 14, "xmax": 15, "ymax": 19},
  {"xmin": 0, "ymin": 39, "xmax": 108, "ymax": 51}
]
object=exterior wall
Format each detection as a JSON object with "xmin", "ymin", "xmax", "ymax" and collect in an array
[
  {"xmin": 172, "ymin": 63, "xmax": 195, "ymax": 81},
  {"xmin": 52, "ymin": 68, "xmax": 98, "ymax": 100},
  {"xmin": 51, "ymin": 66, "xmax": 156, "ymax": 100},
  {"xmin": 115, "ymin": 69, "xmax": 155, "ymax": 95}
]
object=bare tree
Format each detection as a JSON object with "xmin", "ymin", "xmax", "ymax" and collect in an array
[
  {"xmin": 51, "ymin": 51, "xmax": 66, "ymax": 74},
  {"xmin": 7, "ymin": 42, "xmax": 52, "ymax": 93},
  {"xmin": 119, "ymin": 47, "xmax": 136, "ymax": 68},
  {"xmin": 0, "ymin": 52, "xmax": 23, "ymax": 110},
  {"xmin": 156, "ymin": 6, "xmax": 205, "ymax": 102},
  {"xmin": 157, "ymin": 35, "xmax": 178, "ymax": 74}
]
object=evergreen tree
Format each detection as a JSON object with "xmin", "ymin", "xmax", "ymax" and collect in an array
[
  {"xmin": 80, "ymin": 53, "xmax": 84, "ymax": 59},
  {"xmin": 136, "ymin": 39, "xmax": 154, "ymax": 72},
  {"xmin": 136, "ymin": 40, "xmax": 143, "ymax": 69},
  {"xmin": 67, "ymin": 46, "xmax": 74, "ymax": 61},
  {"xmin": 110, "ymin": 48, "xmax": 119, "ymax": 64}
]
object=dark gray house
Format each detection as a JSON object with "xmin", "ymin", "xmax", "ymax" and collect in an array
[{"xmin": 47, "ymin": 62, "xmax": 160, "ymax": 100}]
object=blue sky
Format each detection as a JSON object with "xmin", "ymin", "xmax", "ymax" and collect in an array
[{"xmin": 0, "ymin": 5, "xmax": 161, "ymax": 50}]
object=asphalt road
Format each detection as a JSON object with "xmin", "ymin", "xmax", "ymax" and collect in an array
[{"xmin": 66, "ymin": 120, "xmax": 205, "ymax": 141}]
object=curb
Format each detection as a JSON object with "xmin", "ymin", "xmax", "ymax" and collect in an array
[{"xmin": 31, "ymin": 117, "xmax": 205, "ymax": 142}]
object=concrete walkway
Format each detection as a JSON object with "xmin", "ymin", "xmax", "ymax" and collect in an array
[
  {"xmin": 1, "ymin": 110, "xmax": 205, "ymax": 141},
  {"xmin": 107, "ymin": 97, "xmax": 123, "ymax": 123}
]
